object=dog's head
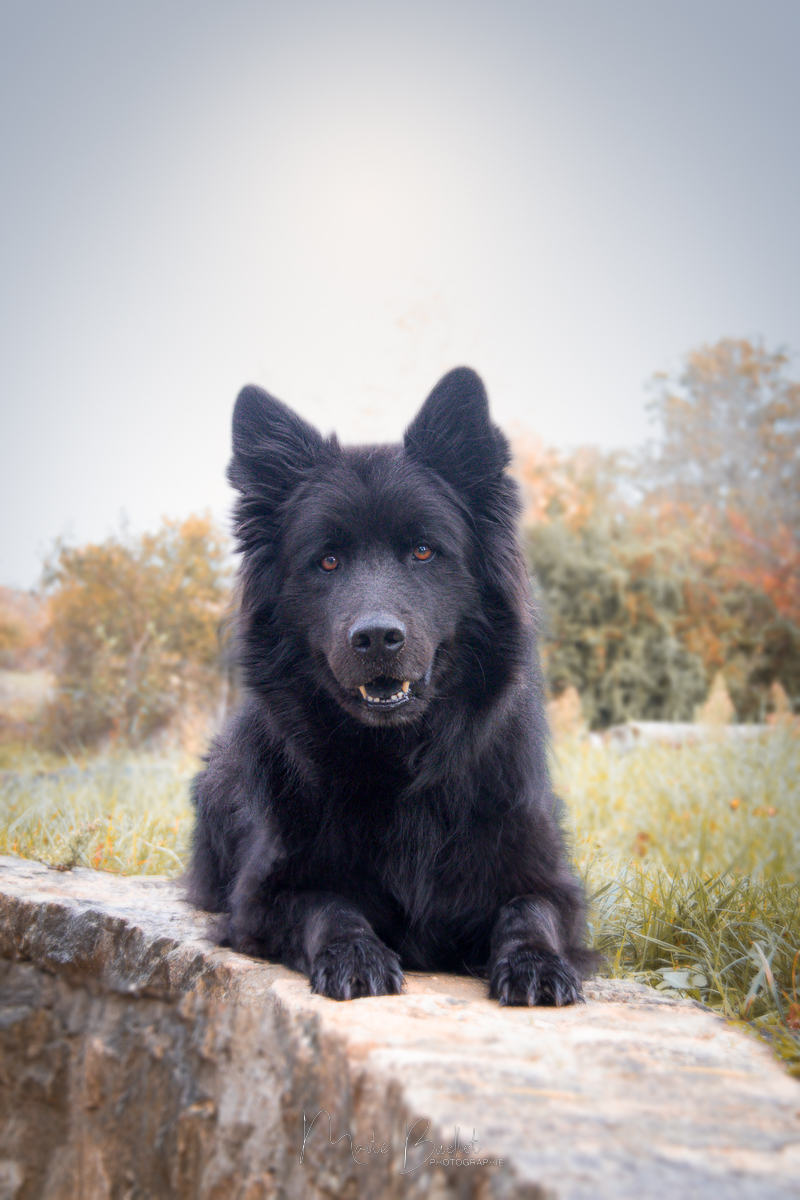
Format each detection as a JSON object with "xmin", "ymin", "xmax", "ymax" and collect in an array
[{"xmin": 229, "ymin": 368, "xmax": 527, "ymax": 726}]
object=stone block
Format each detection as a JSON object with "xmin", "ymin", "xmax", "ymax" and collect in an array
[{"xmin": 0, "ymin": 856, "xmax": 798, "ymax": 1199}]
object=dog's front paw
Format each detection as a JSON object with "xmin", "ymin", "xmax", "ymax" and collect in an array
[
  {"xmin": 490, "ymin": 947, "xmax": 583, "ymax": 1007},
  {"xmin": 311, "ymin": 936, "xmax": 404, "ymax": 1000}
]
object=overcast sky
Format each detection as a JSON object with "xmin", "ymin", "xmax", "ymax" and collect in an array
[{"xmin": 1, "ymin": 0, "xmax": 799, "ymax": 586}]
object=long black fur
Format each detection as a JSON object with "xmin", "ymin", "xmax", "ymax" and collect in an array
[{"xmin": 186, "ymin": 368, "xmax": 593, "ymax": 1004}]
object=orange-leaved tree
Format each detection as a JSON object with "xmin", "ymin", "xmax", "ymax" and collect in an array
[
  {"xmin": 642, "ymin": 337, "xmax": 800, "ymax": 626},
  {"xmin": 635, "ymin": 339, "xmax": 800, "ymax": 716},
  {"xmin": 0, "ymin": 586, "xmax": 47, "ymax": 670},
  {"xmin": 513, "ymin": 438, "xmax": 709, "ymax": 727},
  {"xmin": 515, "ymin": 338, "xmax": 800, "ymax": 724},
  {"xmin": 643, "ymin": 338, "xmax": 800, "ymax": 532},
  {"xmin": 43, "ymin": 515, "xmax": 232, "ymax": 747}
]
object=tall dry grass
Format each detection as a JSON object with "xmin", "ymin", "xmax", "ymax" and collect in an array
[
  {"xmin": 553, "ymin": 727, "xmax": 800, "ymax": 1073},
  {"xmin": 0, "ymin": 744, "xmax": 195, "ymax": 875}
]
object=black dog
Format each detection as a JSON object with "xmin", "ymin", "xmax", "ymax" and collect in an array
[{"xmin": 187, "ymin": 368, "xmax": 592, "ymax": 1004}]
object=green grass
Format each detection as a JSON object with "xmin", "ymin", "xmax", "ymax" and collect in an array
[
  {"xmin": 0, "ymin": 731, "xmax": 798, "ymax": 1074},
  {"xmin": 555, "ymin": 727, "xmax": 800, "ymax": 878},
  {"xmin": 0, "ymin": 743, "xmax": 196, "ymax": 875},
  {"xmin": 553, "ymin": 727, "xmax": 800, "ymax": 1075}
]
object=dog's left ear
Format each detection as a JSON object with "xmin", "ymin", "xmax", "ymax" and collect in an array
[{"xmin": 404, "ymin": 368, "xmax": 510, "ymax": 499}]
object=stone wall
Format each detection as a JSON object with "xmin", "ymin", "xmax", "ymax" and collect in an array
[{"xmin": 0, "ymin": 857, "xmax": 798, "ymax": 1199}]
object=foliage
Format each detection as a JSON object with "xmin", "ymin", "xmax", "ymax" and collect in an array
[
  {"xmin": 0, "ymin": 613, "xmax": 23, "ymax": 667},
  {"xmin": 643, "ymin": 338, "xmax": 800, "ymax": 531},
  {"xmin": 533, "ymin": 510, "xmax": 800, "ymax": 726},
  {"xmin": 512, "ymin": 434, "xmax": 625, "ymax": 531},
  {"xmin": 622, "ymin": 503, "xmax": 800, "ymax": 720},
  {"xmin": 640, "ymin": 337, "xmax": 800, "ymax": 635},
  {"xmin": 527, "ymin": 520, "xmax": 707, "ymax": 728},
  {"xmin": 514, "ymin": 436, "xmax": 710, "ymax": 728},
  {"xmin": 0, "ymin": 587, "xmax": 46, "ymax": 670},
  {"xmin": 516, "ymin": 337, "xmax": 800, "ymax": 725},
  {"xmin": 42, "ymin": 515, "xmax": 231, "ymax": 748}
]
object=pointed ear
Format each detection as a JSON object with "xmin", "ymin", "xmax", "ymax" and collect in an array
[
  {"xmin": 404, "ymin": 368, "xmax": 510, "ymax": 499},
  {"xmin": 227, "ymin": 384, "xmax": 324, "ymax": 501}
]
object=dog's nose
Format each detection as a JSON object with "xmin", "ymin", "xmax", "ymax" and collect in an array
[{"xmin": 349, "ymin": 615, "xmax": 406, "ymax": 658}]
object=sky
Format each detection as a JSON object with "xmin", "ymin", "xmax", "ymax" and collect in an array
[{"xmin": 1, "ymin": 0, "xmax": 799, "ymax": 587}]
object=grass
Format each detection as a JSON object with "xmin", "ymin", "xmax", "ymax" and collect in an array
[
  {"xmin": 553, "ymin": 726, "xmax": 800, "ymax": 1075},
  {"xmin": 0, "ymin": 729, "xmax": 798, "ymax": 1074},
  {"xmin": 554, "ymin": 725, "xmax": 800, "ymax": 879},
  {"xmin": 0, "ymin": 742, "xmax": 196, "ymax": 875}
]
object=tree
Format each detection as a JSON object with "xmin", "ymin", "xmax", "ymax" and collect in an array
[
  {"xmin": 0, "ymin": 587, "xmax": 45, "ymax": 670},
  {"xmin": 643, "ymin": 338, "xmax": 800, "ymax": 530},
  {"xmin": 43, "ymin": 515, "xmax": 231, "ymax": 747},
  {"xmin": 638, "ymin": 339, "xmax": 800, "ymax": 701},
  {"xmin": 515, "ymin": 377, "xmax": 800, "ymax": 724},
  {"xmin": 526, "ymin": 521, "xmax": 708, "ymax": 728},
  {"xmin": 512, "ymin": 434, "xmax": 624, "ymax": 532}
]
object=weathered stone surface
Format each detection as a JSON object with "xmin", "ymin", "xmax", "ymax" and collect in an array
[{"xmin": 0, "ymin": 855, "xmax": 798, "ymax": 1199}]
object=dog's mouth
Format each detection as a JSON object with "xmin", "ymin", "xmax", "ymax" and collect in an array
[
  {"xmin": 355, "ymin": 677, "xmax": 412, "ymax": 709},
  {"xmin": 347, "ymin": 661, "xmax": 435, "ymax": 714},
  {"xmin": 328, "ymin": 660, "xmax": 435, "ymax": 722}
]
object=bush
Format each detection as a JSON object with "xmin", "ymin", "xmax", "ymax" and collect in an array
[
  {"xmin": 515, "ymin": 338, "xmax": 800, "ymax": 727},
  {"xmin": 0, "ymin": 587, "xmax": 46, "ymax": 670},
  {"xmin": 42, "ymin": 515, "xmax": 231, "ymax": 748},
  {"xmin": 527, "ymin": 521, "xmax": 707, "ymax": 728}
]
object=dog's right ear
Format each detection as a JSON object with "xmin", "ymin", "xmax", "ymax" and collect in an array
[
  {"xmin": 227, "ymin": 385, "xmax": 324, "ymax": 503},
  {"xmin": 404, "ymin": 367, "xmax": 510, "ymax": 502}
]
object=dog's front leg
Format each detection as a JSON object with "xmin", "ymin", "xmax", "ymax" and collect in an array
[
  {"xmin": 301, "ymin": 893, "xmax": 404, "ymax": 1000},
  {"xmin": 227, "ymin": 867, "xmax": 403, "ymax": 1000},
  {"xmin": 488, "ymin": 895, "xmax": 584, "ymax": 1007}
]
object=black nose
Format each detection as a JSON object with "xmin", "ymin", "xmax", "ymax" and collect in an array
[{"xmin": 349, "ymin": 614, "xmax": 406, "ymax": 659}]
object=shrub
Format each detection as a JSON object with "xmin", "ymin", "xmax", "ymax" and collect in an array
[
  {"xmin": 0, "ymin": 587, "xmax": 46, "ymax": 670},
  {"xmin": 527, "ymin": 521, "xmax": 707, "ymax": 728},
  {"xmin": 42, "ymin": 515, "xmax": 231, "ymax": 747}
]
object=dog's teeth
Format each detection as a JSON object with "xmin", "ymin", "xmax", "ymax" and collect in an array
[{"xmin": 359, "ymin": 683, "xmax": 412, "ymax": 706}]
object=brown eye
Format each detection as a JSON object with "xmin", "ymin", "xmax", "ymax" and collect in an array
[
  {"xmin": 320, "ymin": 554, "xmax": 339, "ymax": 572},
  {"xmin": 412, "ymin": 544, "xmax": 433, "ymax": 562}
]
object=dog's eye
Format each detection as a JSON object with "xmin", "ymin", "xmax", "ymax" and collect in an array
[
  {"xmin": 320, "ymin": 554, "xmax": 340, "ymax": 572},
  {"xmin": 412, "ymin": 544, "xmax": 434, "ymax": 562}
]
